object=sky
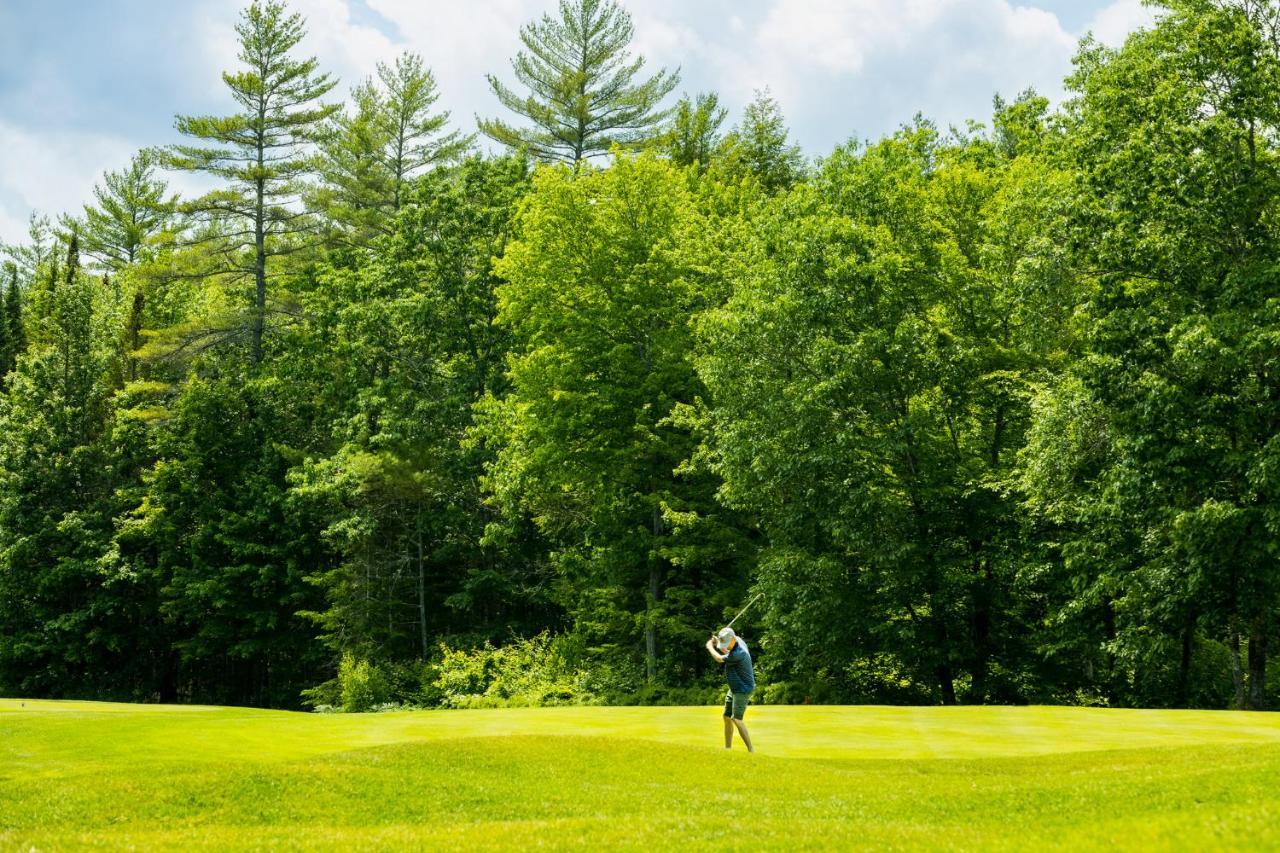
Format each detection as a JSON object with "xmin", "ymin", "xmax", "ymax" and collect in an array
[{"xmin": 0, "ymin": 0, "xmax": 1158, "ymax": 245}]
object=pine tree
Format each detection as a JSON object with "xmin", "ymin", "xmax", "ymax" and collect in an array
[
  {"xmin": 77, "ymin": 149, "xmax": 176, "ymax": 271},
  {"xmin": 166, "ymin": 0, "xmax": 337, "ymax": 364},
  {"xmin": 480, "ymin": 0, "xmax": 678, "ymax": 164},
  {"xmin": 659, "ymin": 92, "xmax": 727, "ymax": 171},
  {"xmin": 313, "ymin": 81, "xmax": 389, "ymax": 242},
  {"xmin": 724, "ymin": 89, "xmax": 805, "ymax": 192},
  {"xmin": 378, "ymin": 53, "xmax": 472, "ymax": 210},
  {"xmin": 1, "ymin": 212, "xmax": 54, "ymax": 288},
  {"xmin": 315, "ymin": 52, "xmax": 471, "ymax": 242},
  {"xmin": 123, "ymin": 287, "xmax": 145, "ymax": 382},
  {"xmin": 0, "ymin": 275, "xmax": 7, "ymax": 382},
  {"xmin": 0, "ymin": 222, "xmax": 117, "ymax": 697},
  {"xmin": 4, "ymin": 270, "xmax": 22, "ymax": 366}
]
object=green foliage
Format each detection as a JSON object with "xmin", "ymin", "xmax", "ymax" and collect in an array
[
  {"xmin": 107, "ymin": 376, "xmax": 327, "ymax": 707},
  {"xmin": 696, "ymin": 116, "xmax": 1078, "ymax": 704},
  {"xmin": 658, "ymin": 92, "xmax": 728, "ymax": 171},
  {"xmin": 314, "ymin": 52, "xmax": 472, "ymax": 243},
  {"xmin": 717, "ymin": 89, "xmax": 805, "ymax": 192},
  {"xmin": 1018, "ymin": 0, "xmax": 1280, "ymax": 710},
  {"xmin": 6, "ymin": 0, "xmax": 1280, "ymax": 714},
  {"xmin": 1, "ymin": 212, "xmax": 56, "ymax": 288},
  {"xmin": 291, "ymin": 155, "xmax": 546, "ymax": 675},
  {"xmin": 433, "ymin": 632, "xmax": 598, "ymax": 708},
  {"xmin": 73, "ymin": 150, "xmax": 176, "ymax": 271},
  {"xmin": 476, "ymin": 153, "xmax": 753, "ymax": 686},
  {"xmin": 0, "ymin": 237, "xmax": 130, "ymax": 698},
  {"xmin": 338, "ymin": 653, "xmax": 392, "ymax": 712},
  {"xmin": 480, "ymin": 0, "xmax": 679, "ymax": 163},
  {"xmin": 165, "ymin": 0, "xmax": 338, "ymax": 363}
]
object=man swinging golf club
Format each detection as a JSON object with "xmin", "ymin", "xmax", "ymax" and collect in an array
[{"xmin": 706, "ymin": 625, "xmax": 755, "ymax": 752}]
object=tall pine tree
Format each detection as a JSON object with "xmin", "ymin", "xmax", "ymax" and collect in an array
[
  {"xmin": 480, "ymin": 0, "xmax": 678, "ymax": 164},
  {"xmin": 166, "ymin": 0, "xmax": 337, "ymax": 364}
]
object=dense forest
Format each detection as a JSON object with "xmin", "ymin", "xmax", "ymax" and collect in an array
[{"xmin": 1, "ymin": 0, "xmax": 1277, "ymax": 712}]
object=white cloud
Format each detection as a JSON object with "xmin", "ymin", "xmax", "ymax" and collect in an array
[
  {"xmin": 0, "ymin": 0, "xmax": 1162, "ymax": 246},
  {"xmin": 723, "ymin": 0, "xmax": 1081, "ymax": 144},
  {"xmin": 0, "ymin": 122, "xmax": 134, "ymax": 244},
  {"xmin": 0, "ymin": 207, "xmax": 29, "ymax": 249},
  {"xmin": 290, "ymin": 0, "xmax": 402, "ymax": 89},
  {"xmin": 364, "ymin": 0, "xmax": 534, "ymax": 127},
  {"xmin": 1087, "ymin": 0, "xmax": 1159, "ymax": 48}
]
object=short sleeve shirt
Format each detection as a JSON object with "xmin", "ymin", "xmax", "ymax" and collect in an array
[{"xmin": 724, "ymin": 640, "xmax": 755, "ymax": 694}]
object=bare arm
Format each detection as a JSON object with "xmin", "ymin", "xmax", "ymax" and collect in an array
[{"xmin": 705, "ymin": 636, "xmax": 727, "ymax": 663}]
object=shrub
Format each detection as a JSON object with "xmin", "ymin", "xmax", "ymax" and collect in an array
[
  {"xmin": 433, "ymin": 632, "xmax": 598, "ymax": 708},
  {"xmin": 338, "ymin": 653, "xmax": 391, "ymax": 712}
]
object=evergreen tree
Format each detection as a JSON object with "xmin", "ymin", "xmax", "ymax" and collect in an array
[
  {"xmin": 2, "ymin": 212, "xmax": 55, "ymax": 288},
  {"xmin": 110, "ymin": 376, "xmax": 326, "ymax": 707},
  {"xmin": 722, "ymin": 89, "xmax": 805, "ymax": 192},
  {"xmin": 313, "ymin": 81, "xmax": 390, "ymax": 243},
  {"xmin": 377, "ymin": 53, "xmax": 472, "ymax": 210},
  {"xmin": 77, "ymin": 150, "xmax": 176, "ymax": 271},
  {"xmin": 480, "ymin": 0, "xmax": 678, "ymax": 164},
  {"xmin": 166, "ymin": 0, "xmax": 337, "ymax": 364},
  {"xmin": 315, "ymin": 52, "xmax": 471, "ymax": 243},
  {"xmin": 122, "ymin": 287, "xmax": 146, "ymax": 383},
  {"xmin": 9, "ymin": 272, "xmax": 26, "ymax": 361},
  {"xmin": 0, "ymin": 272, "xmax": 8, "ymax": 381},
  {"xmin": 0, "ymin": 229, "xmax": 120, "ymax": 697},
  {"xmin": 659, "ymin": 92, "xmax": 728, "ymax": 171}
]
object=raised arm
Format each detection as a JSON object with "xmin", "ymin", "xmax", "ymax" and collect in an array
[{"xmin": 705, "ymin": 636, "xmax": 727, "ymax": 663}]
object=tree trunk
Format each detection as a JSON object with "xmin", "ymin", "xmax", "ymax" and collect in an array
[
  {"xmin": 645, "ymin": 504, "xmax": 661, "ymax": 684},
  {"xmin": 970, "ymin": 559, "xmax": 994, "ymax": 703},
  {"xmin": 1248, "ymin": 617, "xmax": 1268, "ymax": 711},
  {"xmin": 937, "ymin": 663, "xmax": 957, "ymax": 705},
  {"xmin": 416, "ymin": 515, "xmax": 428, "ymax": 659},
  {"xmin": 935, "ymin": 610, "xmax": 956, "ymax": 705},
  {"xmin": 1229, "ymin": 614, "xmax": 1246, "ymax": 709},
  {"xmin": 252, "ymin": 182, "xmax": 266, "ymax": 365},
  {"xmin": 252, "ymin": 95, "xmax": 267, "ymax": 365},
  {"xmin": 1101, "ymin": 597, "xmax": 1119, "ymax": 703},
  {"xmin": 1177, "ymin": 612, "xmax": 1195, "ymax": 708},
  {"xmin": 126, "ymin": 288, "xmax": 145, "ymax": 382}
]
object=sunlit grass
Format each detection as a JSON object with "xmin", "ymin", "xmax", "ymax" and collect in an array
[{"xmin": 3, "ymin": 700, "xmax": 1279, "ymax": 849}]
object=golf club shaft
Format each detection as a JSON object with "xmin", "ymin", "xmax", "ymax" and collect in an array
[{"xmin": 725, "ymin": 592, "xmax": 763, "ymax": 630}]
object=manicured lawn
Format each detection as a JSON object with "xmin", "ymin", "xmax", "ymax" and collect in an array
[{"xmin": 3, "ymin": 699, "xmax": 1280, "ymax": 849}]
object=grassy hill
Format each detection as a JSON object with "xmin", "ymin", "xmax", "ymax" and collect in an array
[{"xmin": 3, "ymin": 699, "xmax": 1280, "ymax": 849}]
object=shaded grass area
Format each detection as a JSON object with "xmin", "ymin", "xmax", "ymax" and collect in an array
[{"xmin": 3, "ymin": 700, "xmax": 1280, "ymax": 849}]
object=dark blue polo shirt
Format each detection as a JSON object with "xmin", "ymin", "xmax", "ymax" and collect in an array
[{"xmin": 724, "ymin": 640, "xmax": 755, "ymax": 694}]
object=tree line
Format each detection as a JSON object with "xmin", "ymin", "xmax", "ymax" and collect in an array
[{"xmin": 1, "ymin": 0, "xmax": 1277, "ymax": 711}]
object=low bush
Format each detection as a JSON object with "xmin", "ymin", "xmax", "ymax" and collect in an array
[
  {"xmin": 338, "ymin": 653, "xmax": 391, "ymax": 712},
  {"xmin": 433, "ymin": 632, "xmax": 599, "ymax": 708}
]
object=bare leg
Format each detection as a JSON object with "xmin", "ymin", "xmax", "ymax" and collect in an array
[
  {"xmin": 723, "ymin": 715, "xmax": 734, "ymax": 748},
  {"xmin": 732, "ymin": 718, "xmax": 754, "ymax": 753}
]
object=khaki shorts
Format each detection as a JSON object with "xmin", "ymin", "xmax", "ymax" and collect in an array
[{"xmin": 722, "ymin": 690, "xmax": 750, "ymax": 720}]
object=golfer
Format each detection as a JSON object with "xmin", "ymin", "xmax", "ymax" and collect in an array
[{"xmin": 706, "ymin": 627, "xmax": 755, "ymax": 752}]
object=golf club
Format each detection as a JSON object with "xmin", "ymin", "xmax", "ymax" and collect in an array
[{"xmin": 724, "ymin": 592, "xmax": 763, "ymax": 631}]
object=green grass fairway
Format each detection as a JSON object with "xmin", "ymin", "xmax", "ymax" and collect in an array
[{"xmin": 4, "ymin": 700, "xmax": 1280, "ymax": 850}]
